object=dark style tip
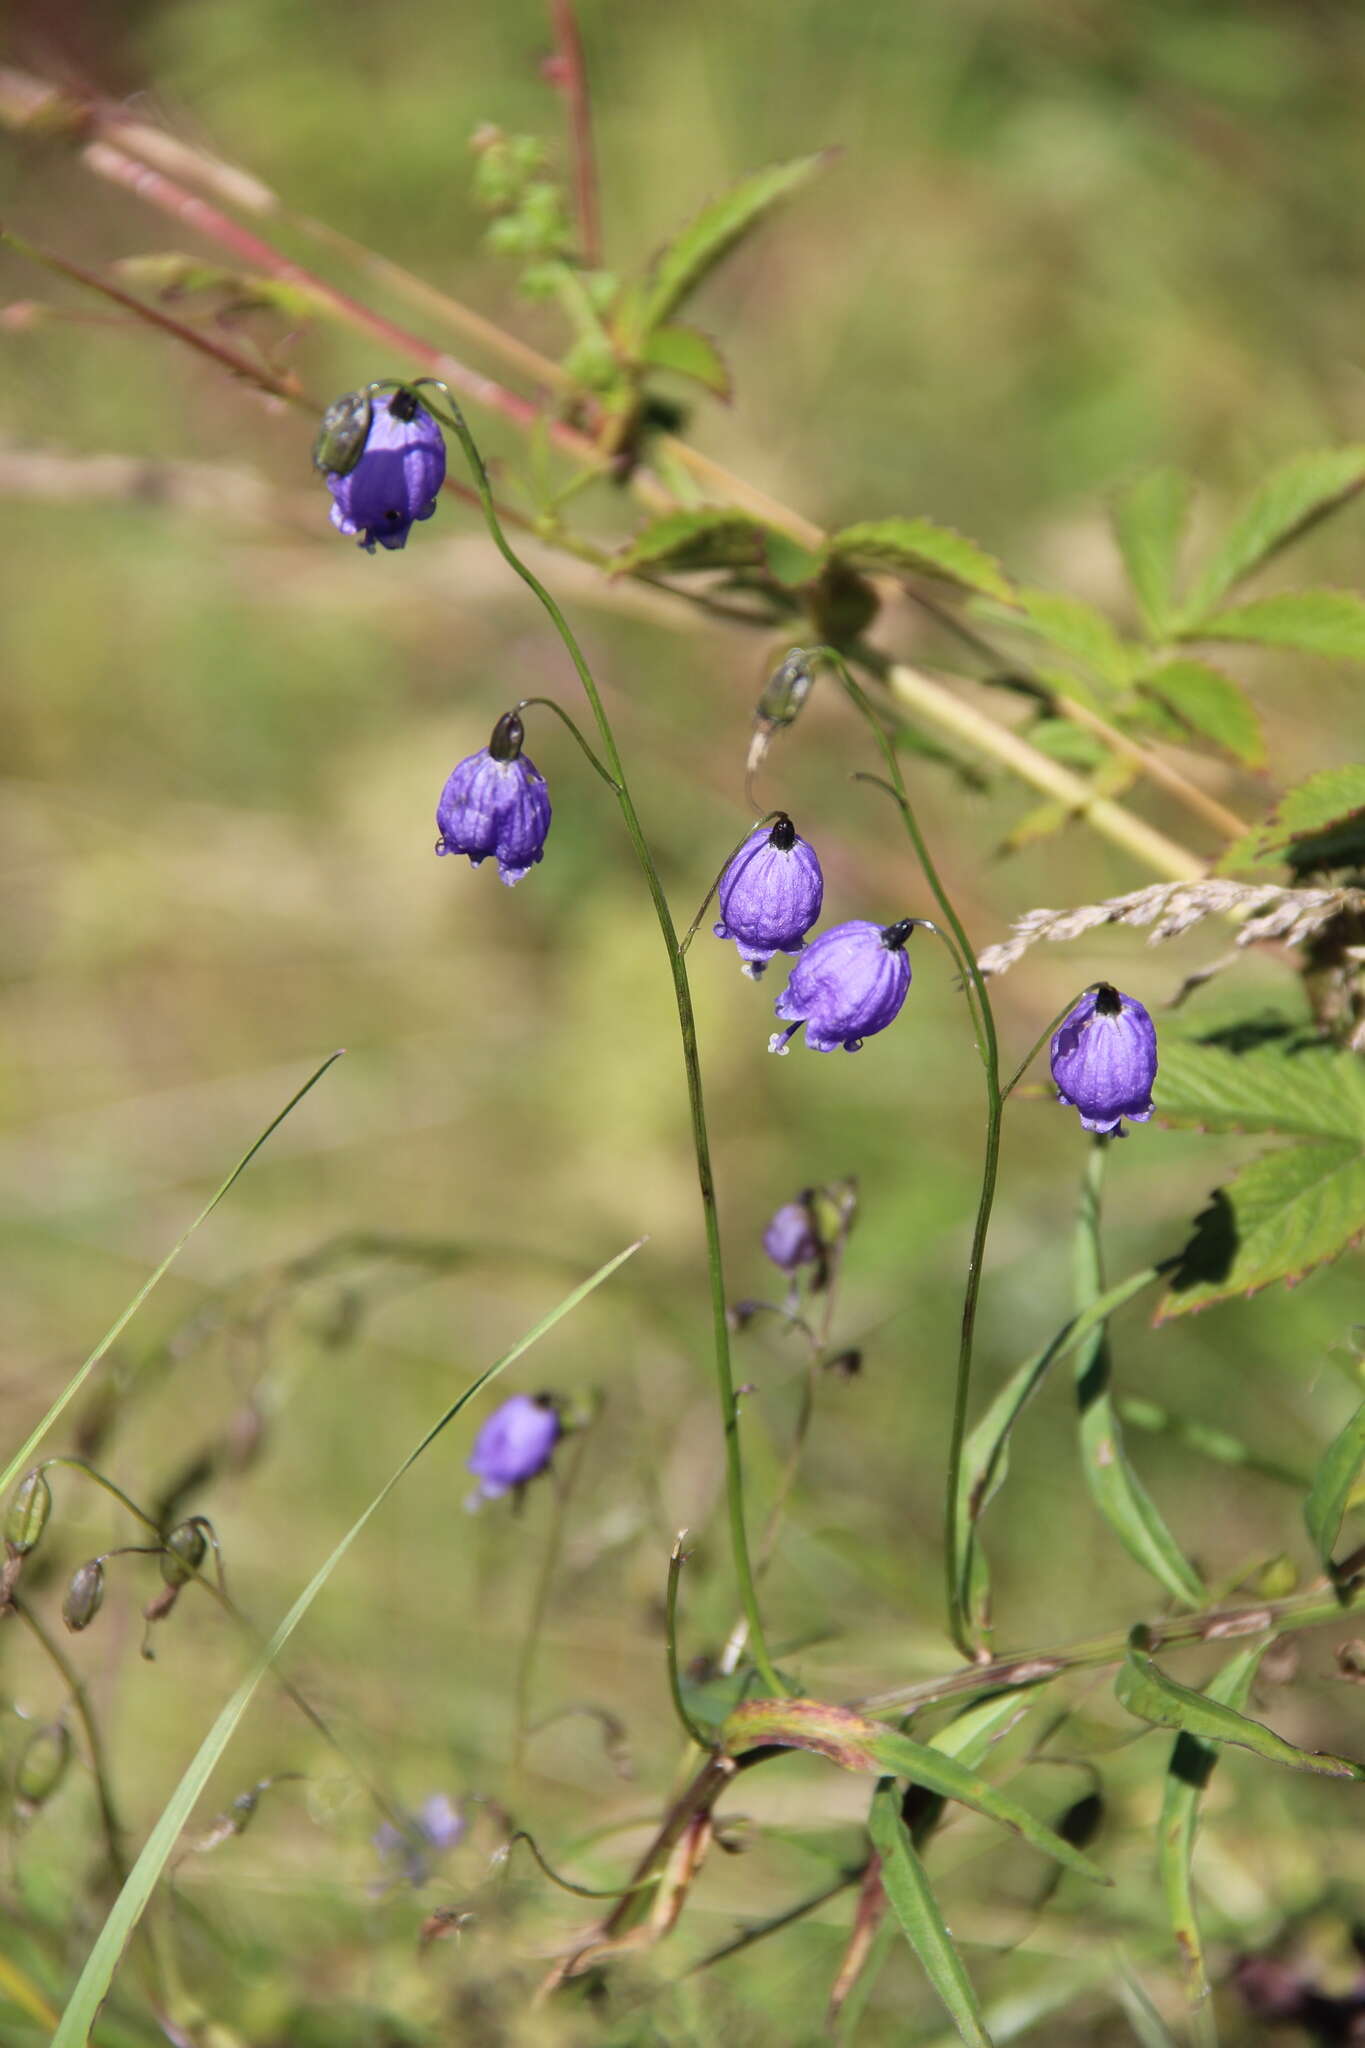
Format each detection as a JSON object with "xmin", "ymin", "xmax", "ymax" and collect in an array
[
  {"xmin": 489, "ymin": 710, "xmax": 525, "ymax": 762},
  {"xmin": 879, "ymin": 918, "xmax": 915, "ymax": 951},
  {"xmin": 768, "ymin": 814, "xmax": 797, "ymax": 851},
  {"xmin": 388, "ymin": 385, "xmax": 421, "ymax": 423},
  {"xmin": 1094, "ymin": 983, "xmax": 1122, "ymax": 1016}
]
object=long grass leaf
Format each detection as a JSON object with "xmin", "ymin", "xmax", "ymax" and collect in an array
[
  {"xmin": 868, "ymin": 1782, "xmax": 993, "ymax": 2046},
  {"xmin": 0, "ymin": 1053, "xmax": 343, "ymax": 1503},
  {"xmin": 52, "ymin": 1238, "xmax": 641, "ymax": 2045}
]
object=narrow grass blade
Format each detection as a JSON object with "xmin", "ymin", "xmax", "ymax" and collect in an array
[
  {"xmin": 954, "ymin": 1264, "xmax": 1160, "ymax": 1631},
  {"xmin": 869, "ymin": 1781, "xmax": 994, "ymax": 2046},
  {"xmin": 1074, "ymin": 1151, "xmax": 1203, "ymax": 1607},
  {"xmin": 1159, "ymin": 1641, "xmax": 1266, "ymax": 2013},
  {"xmin": 1117, "ymin": 1627, "xmax": 1362, "ymax": 1778},
  {"xmin": 0, "ymin": 1052, "xmax": 343, "ymax": 1502},
  {"xmin": 51, "ymin": 1238, "xmax": 641, "ymax": 2045},
  {"xmin": 1304, "ymin": 1396, "xmax": 1365, "ymax": 1571}
]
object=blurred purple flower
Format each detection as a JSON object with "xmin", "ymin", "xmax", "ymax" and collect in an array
[
  {"xmin": 763, "ymin": 1198, "xmax": 821, "ymax": 1274},
  {"xmin": 468, "ymin": 1394, "xmax": 561, "ymax": 1502},
  {"xmin": 769, "ymin": 919, "xmax": 913, "ymax": 1054},
  {"xmin": 324, "ymin": 388, "xmax": 446, "ymax": 553},
  {"xmin": 436, "ymin": 711, "xmax": 552, "ymax": 886},
  {"xmin": 1050, "ymin": 984, "xmax": 1157, "ymax": 1136},
  {"xmin": 713, "ymin": 816, "xmax": 824, "ymax": 978},
  {"xmin": 374, "ymin": 1791, "xmax": 466, "ymax": 1887}
]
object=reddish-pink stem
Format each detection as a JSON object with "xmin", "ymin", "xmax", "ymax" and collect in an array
[{"xmin": 544, "ymin": 0, "xmax": 602, "ymax": 269}]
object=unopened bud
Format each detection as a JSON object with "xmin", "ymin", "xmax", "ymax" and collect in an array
[
  {"xmin": 5, "ymin": 1471, "xmax": 52, "ymax": 1556},
  {"xmin": 312, "ymin": 388, "xmax": 373, "ymax": 478},
  {"xmin": 62, "ymin": 1559, "xmax": 105, "ymax": 1633},
  {"xmin": 808, "ymin": 1176, "xmax": 858, "ymax": 1249},
  {"xmin": 825, "ymin": 1348, "xmax": 863, "ymax": 1381},
  {"xmin": 488, "ymin": 709, "xmax": 525, "ymax": 762},
  {"xmin": 756, "ymin": 649, "xmax": 816, "ymax": 731},
  {"xmin": 160, "ymin": 1520, "xmax": 208, "ymax": 1588},
  {"xmin": 16, "ymin": 1720, "xmax": 71, "ymax": 1806}
]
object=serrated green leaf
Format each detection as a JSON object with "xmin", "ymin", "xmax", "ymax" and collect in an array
[
  {"xmin": 1011, "ymin": 589, "xmax": 1134, "ymax": 687},
  {"xmin": 1161, "ymin": 1140, "xmax": 1365, "ymax": 1317},
  {"xmin": 51, "ymin": 1240, "xmax": 642, "ymax": 2045},
  {"xmin": 1074, "ymin": 1153, "xmax": 1204, "ymax": 1607},
  {"xmin": 1158, "ymin": 1642, "xmax": 1266, "ymax": 2009},
  {"xmin": 630, "ymin": 152, "xmax": 831, "ymax": 340},
  {"xmin": 1118, "ymin": 1628, "xmax": 1362, "ymax": 1776},
  {"xmin": 762, "ymin": 528, "xmax": 823, "ymax": 588},
  {"xmin": 1194, "ymin": 588, "xmax": 1365, "ymax": 661},
  {"xmin": 827, "ymin": 517, "xmax": 1014, "ymax": 603},
  {"xmin": 1137, "ymin": 658, "xmax": 1265, "ymax": 767},
  {"xmin": 612, "ymin": 506, "xmax": 771, "ymax": 574},
  {"xmin": 1218, "ymin": 763, "xmax": 1365, "ymax": 874},
  {"xmin": 1155, "ymin": 1039, "xmax": 1365, "ymax": 1141},
  {"xmin": 869, "ymin": 1784, "xmax": 994, "ymax": 2047},
  {"xmin": 722, "ymin": 1701, "xmax": 1107, "ymax": 1882},
  {"xmin": 638, "ymin": 321, "xmax": 732, "ymax": 397},
  {"xmin": 1112, "ymin": 469, "xmax": 1190, "ymax": 636},
  {"xmin": 1182, "ymin": 447, "xmax": 1365, "ymax": 621},
  {"xmin": 1304, "ymin": 1397, "xmax": 1365, "ymax": 1569}
]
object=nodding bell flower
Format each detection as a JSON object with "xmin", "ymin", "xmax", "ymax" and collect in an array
[
  {"xmin": 374, "ymin": 1792, "xmax": 466, "ymax": 1887},
  {"xmin": 762, "ymin": 1197, "xmax": 822, "ymax": 1275},
  {"xmin": 769, "ymin": 919, "xmax": 914, "ymax": 1054},
  {"xmin": 713, "ymin": 816, "xmax": 824, "ymax": 979},
  {"xmin": 319, "ymin": 386, "xmax": 446, "ymax": 553},
  {"xmin": 436, "ymin": 711, "xmax": 552, "ymax": 886},
  {"xmin": 467, "ymin": 1393, "xmax": 561, "ymax": 1504},
  {"xmin": 1050, "ymin": 983, "xmax": 1158, "ymax": 1136}
]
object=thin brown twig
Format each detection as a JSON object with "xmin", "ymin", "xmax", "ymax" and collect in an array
[{"xmin": 545, "ymin": 0, "xmax": 602, "ymax": 269}]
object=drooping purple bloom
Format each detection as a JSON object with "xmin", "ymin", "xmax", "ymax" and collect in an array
[
  {"xmin": 373, "ymin": 1791, "xmax": 466, "ymax": 1887},
  {"xmin": 1050, "ymin": 984, "xmax": 1158, "ymax": 1136},
  {"xmin": 769, "ymin": 919, "xmax": 914, "ymax": 1054},
  {"xmin": 322, "ymin": 388, "xmax": 446, "ymax": 552},
  {"xmin": 467, "ymin": 1393, "xmax": 561, "ymax": 1502},
  {"xmin": 763, "ymin": 1198, "xmax": 821, "ymax": 1274},
  {"xmin": 713, "ymin": 816, "xmax": 824, "ymax": 978},
  {"xmin": 436, "ymin": 711, "xmax": 552, "ymax": 886}
]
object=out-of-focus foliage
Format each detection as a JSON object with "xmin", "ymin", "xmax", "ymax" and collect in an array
[{"xmin": 2, "ymin": 1, "xmax": 1365, "ymax": 2042}]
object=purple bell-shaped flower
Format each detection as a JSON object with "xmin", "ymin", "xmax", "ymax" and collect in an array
[
  {"xmin": 762, "ymin": 1197, "xmax": 822, "ymax": 1273},
  {"xmin": 1050, "ymin": 983, "xmax": 1158, "ymax": 1136},
  {"xmin": 713, "ymin": 815, "xmax": 824, "ymax": 978},
  {"xmin": 322, "ymin": 387, "xmax": 446, "ymax": 553},
  {"xmin": 467, "ymin": 1393, "xmax": 561, "ymax": 1503},
  {"xmin": 769, "ymin": 919, "xmax": 914, "ymax": 1054},
  {"xmin": 436, "ymin": 711, "xmax": 552, "ymax": 886}
]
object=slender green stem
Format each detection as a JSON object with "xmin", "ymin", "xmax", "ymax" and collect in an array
[
  {"xmin": 679, "ymin": 810, "xmax": 784, "ymax": 956},
  {"xmin": 37, "ymin": 1458, "xmax": 161, "ymax": 1534},
  {"xmin": 12, "ymin": 1597, "xmax": 127, "ymax": 1885},
  {"xmin": 514, "ymin": 695, "xmax": 620, "ymax": 790},
  {"xmin": 806, "ymin": 646, "xmax": 1003, "ymax": 1659},
  {"xmin": 423, "ymin": 387, "xmax": 782, "ymax": 1695},
  {"xmin": 1000, "ymin": 987, "xmax": 1102, "ymax": 1102},
  {"xmin": 666, "ymin": 1533, "xmax": 715, "ymax": 1750},
  {"xmin": 511, "ymin": 1417, "xmax": 595, "ymax": 1785}
]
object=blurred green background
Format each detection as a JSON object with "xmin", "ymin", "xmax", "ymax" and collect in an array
[{"xmin": 2, "ymin": 1, "xmax": 1364, "ymax": 2041}]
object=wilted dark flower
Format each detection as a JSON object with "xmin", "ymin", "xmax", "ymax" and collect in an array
[
  {"xmin": 468, "ymin": 1393, "xmax": 561, "ymax": 1502},
  {"xmin": 322, "ymin": 388, "xmax": 446, "ymax": 552},
  {"xmin": 1050, "ymin": 984, "xmax": 1157, "ymax": 1135},
  {"xmin": 436, "ymin": 711, "xmax": 552, "ymax": 887},
  {"xmin": 769, "ymin": 919, "xmax": 914, "ymax": 1054},
  {"xmin": 714, "ymin": 816, "xmax": 824, "ymax": 978},
  {"xmin": 374, "ymin": 1792, "xmax": 466, "ymax": 1887},
  {"xmin": 762, "ymin": 1197, "xmax": 821, "ymax": 1273}
]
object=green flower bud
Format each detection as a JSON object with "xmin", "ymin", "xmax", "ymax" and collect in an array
[
  {"xmin": 62, "ymin": 1559, "xmax": 105, "ymax": 1633},
  {"xmin": 4, "ymin": 1470, "xmax": 51, "ymax": 1556},
  {"xmin": 311, "ymin": 388, "xmax": 374, "ymax": 478},
  {"xmin": 755, "ymin": 649, "xmax": 817, "ymax": 731},
  {"xmin": 160, "ymin": 1521, "xmax": 208, "ymax": 1588},
  {"xmin": 16, "ymin": 1720, "xmax": 71, "ymax": 1806}
]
